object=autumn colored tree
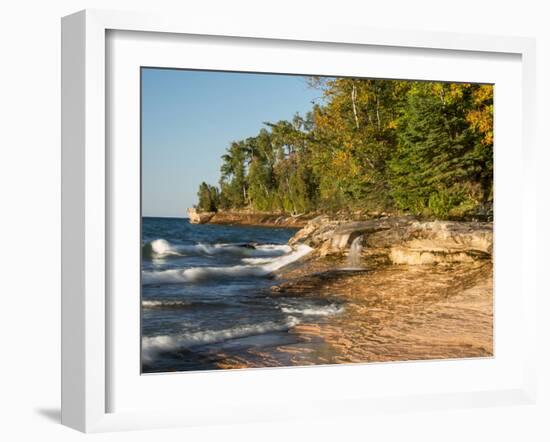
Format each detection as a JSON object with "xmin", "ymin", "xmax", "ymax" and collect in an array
[
  {"xmin": 195, "ymin": 77, "xmax": 493, "ymax": 220},
  {"xmin": 309, "ymin": 78, "xmax": 409, "ymax": 211}
]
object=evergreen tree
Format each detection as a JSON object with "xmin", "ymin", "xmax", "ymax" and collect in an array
[
  {"xmin": 194, "ymin": 78, "xmax": 493, "ymax": 220},
  {"xmin": 389, "ymin": 83, "xmax": 489, "ymax": 217},
  {"xmin": 219, "ymin": 141, "xmax": 248, "ymax": 208},
  {"xmin": 196, "ymin": 182, "xmax": 219, "ymax": 212}
]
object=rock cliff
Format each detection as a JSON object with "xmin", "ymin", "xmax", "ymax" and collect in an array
[
  {"xmin": 187, "ymin": 208, "xmax": 215, "ymax": 224},
  {"xmin": 289, "ymin": 216, "xmax": 493, "ymax": 265},
  {"xmin": 187, "ymin": 208, "xmax": 314, "ymax": 227}
]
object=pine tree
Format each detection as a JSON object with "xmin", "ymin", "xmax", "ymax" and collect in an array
[
  {"xmin": 196, "ymin": 182, "xmax": 219, "ymax": 212},
  {"xmin": 195, "ymin": 78, "xmax": 492, "ymax": 220},
  {"xmin": 389, "ymin": 83, "xmax": 487, "ymax": 218}
]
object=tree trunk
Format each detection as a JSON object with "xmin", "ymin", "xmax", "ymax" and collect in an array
[{"xmin": 351, "ymin": 83, "xmax": 360, "ymax": 129}]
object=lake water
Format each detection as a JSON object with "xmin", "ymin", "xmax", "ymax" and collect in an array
[{"xmin": 141, "ymin": 217, "xmax": 343, "ymax": 373}]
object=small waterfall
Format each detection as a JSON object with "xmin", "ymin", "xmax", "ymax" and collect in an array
[{"xmin": 346, "ymin": 235, "xmax": 364, "ymax": 268}]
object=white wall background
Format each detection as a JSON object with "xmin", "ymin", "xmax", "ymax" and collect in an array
[{"xmin": 0, "ymin": 1, "xmax": 547, "ymax": 441}]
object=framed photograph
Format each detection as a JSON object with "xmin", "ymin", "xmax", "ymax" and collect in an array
[{"xmin": 61, "ymin": 9, "xmax": 537, "ymax": 432}]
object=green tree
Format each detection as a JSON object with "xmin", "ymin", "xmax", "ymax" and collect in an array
[
  {"xmin": 196, "ymin": 77, "xmax": 493, "ymax": 220},
  {"xmin": 219, "ymin": 141, "xmax": 249, "ymax": 208},
  {"xmin": 196, "ymin": 182, "xmax": 219, "ymax": 212},
  {"xmin": 307, "ymin": 78, "xmax": 409, "ymax": 212},
  {"xmin": 389, "ymin": 82, "xmax": 490, "ymax": 218}
]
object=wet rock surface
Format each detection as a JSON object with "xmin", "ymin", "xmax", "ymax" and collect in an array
[
  {"xmin": 214, "ymin": 259, "xmax": 492, "ymax": 369},
  {"xmin": 180, "ymin": 214, "xmax": 494, "ymax": 370}
]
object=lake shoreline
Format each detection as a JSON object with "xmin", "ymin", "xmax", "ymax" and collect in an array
[
  {"xmin": 141, "ymin": 215, "xmax": 494, "ymax": 371},
  {"xmin": 187, "ymin": 208, "xmax": 320, "ymax": 228},
  {"xmin": 267, "ymin": 258, "xmax": 493, "ymax": 366},
  {"xmin": 210, "ymin": 255, "xmax": 493, "ymax": 370},
  {"xmin": 195, "ymin": 214, "xmax": 494, "ymax": 369}
]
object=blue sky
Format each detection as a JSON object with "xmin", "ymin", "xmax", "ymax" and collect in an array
[{"xmin": 141, "ymin": 68, "xmax": 321, "ymax": 218}]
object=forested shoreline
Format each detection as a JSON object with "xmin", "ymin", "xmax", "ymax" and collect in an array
[{"xmin": 195, "ymin": 77, "xmax": 493, "ymax": 220}]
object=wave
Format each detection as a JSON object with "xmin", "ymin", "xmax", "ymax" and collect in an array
[
  {"xmin": 241, "ymin": 256, "xmax": 277, "ymax": 265},
  {"xmin": 142, "ymin": 299, "xmax": 228, "ymax": 310},
  {"xmin": 142, "ymin": 238, "xmax": 292, "ymax": 260},
  {"xmin": 142, "ymin": 317, "xmax": 300, "ymax": 363},
  {"xmin": 142, "ymin": 239, "xmax": 183, "ymax": 259},
  {"xmin": 260, "ymin": 244, "xmax": 312, "ymax": 271},
  {"xmin": 142, "ymin": 299, "xmax": 190, "ymax": 309},
  {"xmin": 142, "ymin": 244, "xmax": 312, "ymax": 284},
  {"xmin": 280, "ymin": 303, "xmax": 344, "ymax": 317},
  {"xmin": 254, "ymin": 244, "xmax": 293, "ymax": 253}
]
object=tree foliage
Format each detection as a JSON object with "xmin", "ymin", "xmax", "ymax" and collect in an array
[
  {"xmin": 196, "ymin": 182, "xmax": 219, "ymax": 212},
  {"xmin": 194, "ymin": 78, "xmax": 493, "ymax": 219},
  {"xmin": 389, "ymin": 82, "xmax": 493, "ymax": 217}
]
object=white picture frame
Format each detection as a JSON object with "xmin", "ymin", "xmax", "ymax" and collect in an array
[{"xmin": 61, "ymin": 9, "xmax": 537, "ymax": 433}]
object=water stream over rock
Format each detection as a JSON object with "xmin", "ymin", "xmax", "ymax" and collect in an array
[{"xmin": 346, "ymin": 235, "xmax": 364, "ymax": 269}]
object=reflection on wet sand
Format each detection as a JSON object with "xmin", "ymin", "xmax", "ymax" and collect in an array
[{"xmin": 214, "ymin": 259, "xmax": 493, "ymax": 369}]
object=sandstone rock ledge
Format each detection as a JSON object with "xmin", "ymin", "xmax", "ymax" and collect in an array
[
  {"xmin": 187, "ymin": 207, "xmax": 215, "ymax": 224},
  {"xmin": 184, "ymin": 215, "xmax": 494, "ymax": 370},
  {"xmin": 187, "ymin": 208, "xmax": 315, "ymax": 228},
  {"xmin": 289, "ymin": 216, "xmax": 493, "ymax": 265}
]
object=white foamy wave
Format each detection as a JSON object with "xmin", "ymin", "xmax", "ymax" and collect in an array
[
  {"xmin": 143, "ymin": 239, "xmax": 292, "ymax": 259},
  {"xmin": 142, "ymin": 244, "xmax": 312, "ymax": 284},
  {"xmin": 142, "ymin": 300, "xmax": 190, "ymax": 309},
  {"xmin": 142, "ymin": 239, "xmax": 183, "ymax": 259},
  {"xmin": 142, "ymin": 269, "xmax": 186, "ymax": 285},
  {"xmin": 141, "ymin": 265, "xmax": 265, "ymax": 284},
  {"xmin": 262, "ymin": 244, "xmax": 313, "ymax": 272},
  {"xmin": 142, "ymin": 317, "xmax": 300, "ymax": 363},
  {"xmin": 254, "ymin": 244, "xmax": 293, "ymax": 253},
  {"xmin": 280, "ymin": 304, "xmax": 344, "ymax": 317},
  {"xmin": 241, "ymin": 257, "xmax": 278, "ymax": 265},
  {"xmin": 198, "ymin": 243, "xmax": 291, "ymax": 257}
]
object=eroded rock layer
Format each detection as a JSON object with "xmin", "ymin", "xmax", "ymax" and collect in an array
[{"xmin": 289, "ymin": 216, "xmax": 492, "ymax": 265}]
